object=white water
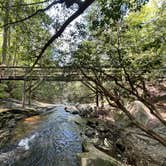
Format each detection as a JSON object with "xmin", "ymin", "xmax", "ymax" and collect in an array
[{"xmin": 18, "ymin": 133, "xmax": 37, "ymax": 150}]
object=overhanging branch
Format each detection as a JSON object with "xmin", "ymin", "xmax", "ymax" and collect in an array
[
  {"xmin": 30, "ymin": 0, "xmax": 95, "ymax": 72},
  {"xmin": 11, "ymin": 0, "xmax": 50, "ymax": 7},
  {"xmin": 2, "ymin": 0, "xmax": 61, "ymax": 27}
]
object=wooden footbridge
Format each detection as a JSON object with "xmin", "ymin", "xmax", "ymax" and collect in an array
[
  {"xmin": 0, "ymin": 66, "xmax": 165, "ymax": 82},
  {"xmin": 0, "ymin": 66, "xmax": 89, "ymax": 82},
  {"xmin": 1, "ymin": 66, "xmax": 165, "ymax": 107}
]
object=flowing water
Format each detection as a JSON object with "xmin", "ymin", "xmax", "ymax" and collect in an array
[{"xmin": 0, "ymin": 106, "xmax": 82, "ymax": 166}]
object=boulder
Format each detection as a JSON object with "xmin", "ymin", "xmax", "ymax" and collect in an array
[
  {"xmin": 64, "ymin": 107, "xmax": 70, "ymax": 112},
  {"xmin": 71, "ymin": 110, "xmax": 79, "ymax": 114},
  {"xmin": 64, "ymin": 106, "xmax": 79, "ymax": 114},
  {"xmin": 130, "ymin": 101, "xmax": 154, "ymax": 126},
  {"xmin": 96, "ymin": 124, "xmax": 109, "ymax": 133},
  {"xmin": 0, "ymin": 107, "xmax": 39, "ymax": 148},
  {"xmin": 7, "ymin": 119, "xmax": 16, "ymax": 128},
  {"xmin": 116, "ymin": 101, "xmax": 161, "ymax": 128},
  {"xmin": 85, "ymin": 128, "xmax": 96, "ymax": 138},
  {"xmin": 87, "ymin": 120, "xmax": 98, "ymax": 128},
  {"xmin": 77, "ymin": 141, "xmax": 124, "ymax": 166},
  {"xmin": 0, "ymin": 130, "xmax": 10, "ymax": 147},
  {"xmin": 117, "ymin": 128, "xmax": 166, "ymax": 166},
  {"xmin": 76, "ymin": 105, "xmax": 94, "ymax": 118}
]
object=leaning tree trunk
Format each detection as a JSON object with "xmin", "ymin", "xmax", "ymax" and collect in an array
[{"xmin": 116, "ymin": 100, "xmax": 166, "ymax": 146}]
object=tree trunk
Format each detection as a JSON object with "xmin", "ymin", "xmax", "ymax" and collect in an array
[
  {"xmin": 116, "ymin": 101, "xmax": 166, "ymax": 146},
  {"xmin": 22, "ymin": 80, "xmax": 26, "ymax": 108},
  {"xmin": 101, "ymin": 94, "xmax": 104, "ymax": 108},
  {"xmin": 28, "ymin": 81, "xmax": 32, "ymax": 106},
  {"xmin": 96, "ymin": 89, "xmax": 99, "ymax": 107},
  {"xmin": 1, "ymin": 0, "xmax": 11, "ymax": 64},
  {"xmin": 28, "ymin": 90, "xmax": 32, "ymax": 106}
]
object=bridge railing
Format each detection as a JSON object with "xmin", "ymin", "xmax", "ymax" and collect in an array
[
  {"xmin": 0, "ymin": 66, "xmax": 165, "ymax": 81},
  {"xmin": 0, "ymin": 66, "xmax": 87, "ymax": 80}
]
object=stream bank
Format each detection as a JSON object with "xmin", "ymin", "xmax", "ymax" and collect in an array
[
  {"xmin": 0, "ymin": 98, "xmax": 56, "ymax": 148},
  {"xmin": 0, "ymin": 99, "xmax": 165, "ymax": 166},
  {"xmin": 0, "ymin": 105, "xmax": 82, "ymax": 166},
  {"xmin": 65, "ymin": 103, "xmax": 166, "ymax": 166}
]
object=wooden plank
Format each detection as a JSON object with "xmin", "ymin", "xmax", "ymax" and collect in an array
[{"xmin": 0, "ymin": 75, "xmax": 85, "ymax": 81}]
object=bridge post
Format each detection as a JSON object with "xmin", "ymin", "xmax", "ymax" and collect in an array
[
  {"xmin": 28, "ymin": 80, "xmax": 32, "ymax": 106},
  {"xmin": 0, "ymin": 64, "xmax": 6, "ymax": 79},
  {"xmin": 22, "ymin": 79, "xmax": 26, "ymax": 108},
  {"xmin": 22, "ymin": 66, "xmax": 29, "ymax": 108},
  {"xmin": 101, "ymin": 94, "xmax": 104, "ymax": 108}
]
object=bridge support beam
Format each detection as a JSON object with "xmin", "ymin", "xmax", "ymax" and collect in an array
[{"xmin": 27, "ymin": 80, "xmax": 32, "ymax": 106}]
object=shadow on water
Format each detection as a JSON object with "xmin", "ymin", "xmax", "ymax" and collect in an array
[{"xmin": 0, "ymin": 106, "xmax": 82, "ymax": 166}]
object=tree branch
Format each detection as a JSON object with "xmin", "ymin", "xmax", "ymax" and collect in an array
[
  {"xmin": 30, "ymin": 0, "xmax": 95, "ymax": 72},
  {"xmin": 2, "ymin": 0, "xmax": 61, "ymax": 27},
  {"xmin": 11, "ymin": 0, "xmax": 50, "ymax": 7}
]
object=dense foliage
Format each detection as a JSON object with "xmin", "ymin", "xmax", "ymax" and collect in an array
[
  {"xmin": 72, "ymin": 0, "xmax": 165, "ymax": 101},
  {"xmin": 0, "ymin": 0, "xmax": 165, "ymax": 146},
  {"xmin": 69, "ymin": 0, "xmax": 166, "ymax": 145},
  {"xmin": 0, "ymin": 0, "xmax": 165, "ymax": 106}
]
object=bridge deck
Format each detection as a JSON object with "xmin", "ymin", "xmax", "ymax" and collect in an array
[
  {"xmin": 0, "ymin": 66, "xmax": 93, "ymax": 81},
  {"xmin": 0, "ymin": 75, "xmax": 84, "ymax": 81},
  {"xmin": 0, "ymin": 66, "xmax": 165, "ymax": 81}
]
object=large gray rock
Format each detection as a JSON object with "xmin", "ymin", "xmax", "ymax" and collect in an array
[
  {"xmin": 116, "ymin": 101, "xmax": 161, "ymax": 128},
  {"xmin": 76, "ymin": 105, "xmax": 94, "ymax": 118},
  {"xmin": 77, "ymin": 141, "xmax": 124, "ymax": 166},
  {"xmin": 0, "ymin": 129, "xmax": 10, "ymax": 147},
  {"xmin": 116, "ymin": 127, "xmax": 166, "ymax": 166},
  {"xmin": 130, "ymin": 101, "xmax": 154, "ymax": 126},
  {"xmin": 0, "ymin": 107, "xmax": 39, "ymax": 147},
  {"xmin": 85, "ymin": 128, "xmax": 96, "ymax": 138},
  {"xmin": 64, "ymin": 106, "xmax": 79, "ymax": 114}
]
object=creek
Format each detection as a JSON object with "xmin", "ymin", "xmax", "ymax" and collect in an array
[{"xmin": 0, "ymin": 105, "xmax": 82, "ymax": 166}]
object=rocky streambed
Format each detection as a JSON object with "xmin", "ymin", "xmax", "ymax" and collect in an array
[
  {"xmin": 65, "ymin": 103, "xmax": 166, "ymax": 166},
  {"xmin": 0, "ymin": 105, "xmax": 82, "ymax": 166},
  {"xmin": 0, "ymin": 99, "xmax": 55, "ymax": 148},
  {"xmin": 0, "ymin": 99, "xmax": 165, "ymax": 166}
]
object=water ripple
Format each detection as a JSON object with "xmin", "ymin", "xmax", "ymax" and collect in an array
[{"xmin": 1, "ymin": 106, "xmax": 82, "ymax": 166}]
